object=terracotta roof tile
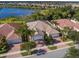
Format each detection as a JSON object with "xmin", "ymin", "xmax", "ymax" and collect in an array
[
  {"xmin": 0, "ymin": 24, "xmax": 13, "ymax": 36},
  {"xmin": 56, "ymin": 19, "xmax": 79, "ymax": 30},
  {"xmin": 0, "ymin": 23, "xmax": 20, "ymax": 40},
  {"xmin": 56, "ymin": 19, "xmax": 75, "ymax": 28},
  {"xmin": 9, "ymin": 23, "xmax": 22, "ymax": 29}
]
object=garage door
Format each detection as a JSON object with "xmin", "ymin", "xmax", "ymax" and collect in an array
[{"xmin": 7, "ymin": 38, "xmax": 22, "ymax": 44}]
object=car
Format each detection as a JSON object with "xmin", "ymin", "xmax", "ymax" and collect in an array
[{"xmin": 36, "ymin": 49, "xmax": 47, "ymax": 56}]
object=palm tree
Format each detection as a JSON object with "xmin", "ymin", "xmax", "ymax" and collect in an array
[
  {"xmin": 60, "ymin": 27, "xmax": 71, "ymax": 41},
  {"xmin": 16, "ymin": 24, "xmax": 35, "ymax": 42}
]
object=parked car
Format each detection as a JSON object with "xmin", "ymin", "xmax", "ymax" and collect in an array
[{"xmin": 36, "ymin": 49, "xmax": 47, "ymax": 56}]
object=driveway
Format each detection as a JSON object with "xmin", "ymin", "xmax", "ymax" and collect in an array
[{"xmin": 6, "ymin": 44, "xmax": 22, "ymax": 58}]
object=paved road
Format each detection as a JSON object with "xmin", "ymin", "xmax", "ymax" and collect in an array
[
  {"xmin": 26, "ymin": 44, "xmax": 79, "ymax": 58},
  {"xmin": 27, "ymin": 47, "xmax": 68, "ymax": 58}
]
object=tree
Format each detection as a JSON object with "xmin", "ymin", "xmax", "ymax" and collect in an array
[
  {"xmin": 60, "ymin": 27, "xmax": 71, "ymax": 41},
  {"xmin": 0, "ymin": 34, "xmax": 9, "ymax": 54},
  {"xmin": 74, "ymin": 11, "xmax": 79, "ymax": 21},
  {"xmin": 68, "ymin": 8, "xmax": 75, "ymax": 19},
  {"xmin": 44, "ymin": 32, "xmax": 53, "ymax": 44},
  {"xmin": 16, "ymin": 24, "xmax": 35, "ymax": 42},
  {"xmin": 68, "ymin": 30, "xmax": 79, "ymax": 43},
  {"xmin": 65, "ymin": 47, "xmax": 79, "ymax": 58},
  {"xmin": 22, "ymin": 41, "xmax": 36, "ymax": 55}
]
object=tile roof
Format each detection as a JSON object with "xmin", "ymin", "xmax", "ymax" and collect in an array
[
  {"xmin": 27, "ymin": 20, "xmax": 59, "ymax": 35},
  {"xmin": 56, "ymin": 19, "xmax": 79, "ymax": 30},
  {"xmin": 56, "ymin": 19, "xmax": 74, "ymax": 28},
  {"xmin": 9, "ymin": 23, "xmax": 22, "ymax": 29},
  {"xmin": 7, "ymin": 32, "xmax": 21, "ymax": 40},
  {"xmin": 0, "ymin": 24, "xmax": 20, "ymax": 40},
  {"xmin": 0, "ymin": 24, "xmax": 13, "ymax": 36}
]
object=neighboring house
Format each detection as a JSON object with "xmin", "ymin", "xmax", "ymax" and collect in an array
[
  {"xmin": 27, "ymin": 20, "xmax": 60, "ymax": 40},
  {"xmin": 0, "ymin": 24, "xmax": 22, "ymax": 45},
  {"xmin": 55, "ymin": 19, "xmax": 74, "ymax": 29},
  {"xmin": 56, "ymin": 19, "xmax": 79, "ymax": 32}
]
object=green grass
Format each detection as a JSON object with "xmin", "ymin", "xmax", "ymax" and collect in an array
[
  {"xmin": 48, "ymin": 45, "xmax": 57, "ymax": 50},
  {"xmin": 21, "ymin": 51, "xmax": 29, "ymax": 56}
]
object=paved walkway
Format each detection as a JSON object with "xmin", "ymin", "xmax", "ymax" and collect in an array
[{"xmin": 6, "ymin": 44, "xmax": 22, "ymax": 58}]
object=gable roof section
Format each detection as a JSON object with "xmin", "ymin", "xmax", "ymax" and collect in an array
[
  {"xmin": 27, "ymin": 20, "xmax": 59, "ymax": 35},
  {"xmin": 56, "ymin": 19, "xmax": 74, "ymax": 28},
  {"xmin": 9, "ymin": 23, "xmax": 22, "ymax": 29},
  {"xmin": 0, "ymin": 24, "xmax": 20, "ymax": 40},
  {"xmin": 0, "ymin": 24, "xmax": 14, "ymax": 36},
  {"xmin": 56, "ymin": 19, "xmax": 79, "ymax": 30}
]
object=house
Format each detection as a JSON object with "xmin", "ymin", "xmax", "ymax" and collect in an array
[
  {"xmin": 27, "ymin": 20, "xmax": 60, "ymax": 40},
  {"xmin": 0, "ymin": 24, "xmax": 22, "ymax": 45},
  {"xmin": 56, "ymin": 19, "xmax": 79, "ymax": 32}
]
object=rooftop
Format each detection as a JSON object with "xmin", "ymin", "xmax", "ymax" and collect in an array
[
  {"xmin": 56, "ymin": 19, "xmax": 79, "ymax": 30},
  {"xmin": 27, "ymin": 20, "xmax": 59, "ymax": 35},
  {"xmin": 0, "ymin": 23, "xmax": 20, "ymax": 40}
]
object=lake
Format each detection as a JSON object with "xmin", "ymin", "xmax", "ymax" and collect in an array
[{"xmin": 0, "ymin": 8, "xmax": 35, "ymax": 19}]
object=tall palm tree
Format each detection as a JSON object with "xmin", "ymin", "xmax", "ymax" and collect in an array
[{"xmin": 16, "ymin": 24, "xmax": 35, "ymax": 42}]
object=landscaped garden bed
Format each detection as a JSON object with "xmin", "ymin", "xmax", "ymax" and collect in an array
[
  {"xmin": 48, "ymin": 45, "xmax": 57, "ymax": 50},
  {"xmin": 21, "ymin": 51, "xmax": 32, "ymax": 56},
  {"xmin": 20, "ymin": 41, "xmax": 36, "ymax": 56}
]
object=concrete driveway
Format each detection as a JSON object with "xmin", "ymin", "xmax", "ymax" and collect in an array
[{"xmin": 6, "ymin": 44, "xmax": 22, "ymax": 58}]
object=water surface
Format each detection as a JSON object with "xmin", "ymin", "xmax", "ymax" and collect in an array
[{"xmin": 0, "ymin": 8, "xmax": 35, "ymax": 19}]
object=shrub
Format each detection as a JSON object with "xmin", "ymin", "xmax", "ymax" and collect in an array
[
  {"xmin": 0, "ymin": 45, "xmax": 9, "ymax": 54},
  {"xmin": 67, "ymin": 42, "xmax": 74, "ymax": 46}
]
